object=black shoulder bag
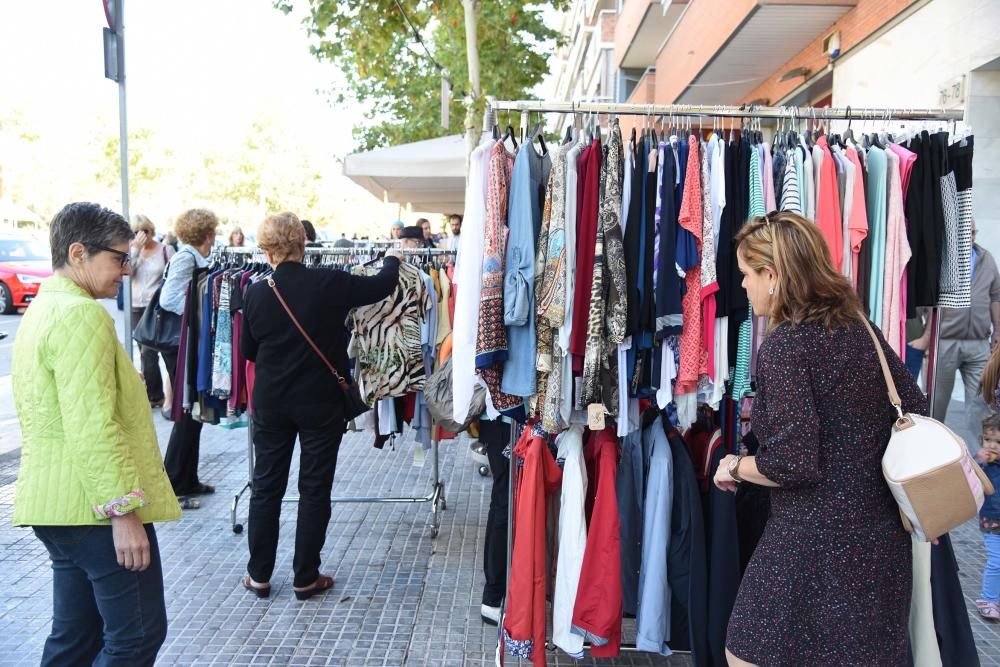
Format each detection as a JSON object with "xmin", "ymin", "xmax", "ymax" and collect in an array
[{"xmin": 132, "ymin": 248, "xmax": 183, "ymax": 353}]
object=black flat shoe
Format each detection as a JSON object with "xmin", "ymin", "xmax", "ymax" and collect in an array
[
  {"xmin": 293, "ymin": 575, "xmax": 334, "ymax": 601},
  {"xmin": 242, "ymin": 575, "xmax": 271, "ymax": 599},
  {"xmin": 185, "ymin": 483, "xmax": 215, "ymax": 496}
]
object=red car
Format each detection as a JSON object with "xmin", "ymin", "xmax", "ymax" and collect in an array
[{"xmin": 0, "ymin": 237, "xmax": 53, "ymax": 314}]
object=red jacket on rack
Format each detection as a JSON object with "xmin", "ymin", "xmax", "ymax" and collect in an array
[
  {"xmin": 571, "ymin": 426, "xmax": 622, "ymax": 657},
  {"xmin": 503, "ymin": 425, "xmax": 562, "ymax": 667}
]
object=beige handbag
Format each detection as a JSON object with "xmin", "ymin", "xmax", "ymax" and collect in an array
[{"xmin": 862, "ymin": 318, "xmax": 995, "ymax": 542}]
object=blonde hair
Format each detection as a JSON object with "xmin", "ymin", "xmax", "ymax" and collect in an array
[
  {"xmin": 174, "ymin": 209, "xmax": 219, "ymax": 247},
  {"xmin": 132, "ymin": 214, "xmax": 155, "ymax": 235},
  {"xmin": 228, "ymin": 226, "xmax": 245, "ymax": 246},
  {"xmin": 257, "ymin": 212, "xmax": 305, "ymax": 264},
  {"xmin": 735, "ymin": 211, "xmax": 862, "ymax": 330},
  {"xmin": 981, "ymin": 345, "xmax": 1000, "ymax": 405}
]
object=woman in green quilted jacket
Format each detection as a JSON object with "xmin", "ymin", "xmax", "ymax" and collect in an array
[{"xmin": 11, "ymin": 202, "xmax": 181, "ymax": 667}]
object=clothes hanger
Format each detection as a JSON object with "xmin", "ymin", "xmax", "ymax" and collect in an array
[
  {"xmin": 529, "ymin": 118, "xmax": 548, "ymax": 156},
  {"xmin": 502, "ymin": 123, "xmax": 519, "ymax": 151}
]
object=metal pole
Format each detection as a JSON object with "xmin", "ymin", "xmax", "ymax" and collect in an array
[
  {"xmin": 926, "ymin": 308, "xmax": 942, "ymax": 414},
  {"xmin": 116, "ymin": 0, "xmax": 132, "ymax": 360},
  {"xmin": 487, "ymin": 99, "xmax": 965, "ymax": 122},
  {"xmin": 497, "ymin": 420, "xmax": 519, "ymax": 665}
]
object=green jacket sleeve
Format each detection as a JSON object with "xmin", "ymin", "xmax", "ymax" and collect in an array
[{"xmin": 47, "ymin": 303, "xmax": 144, "ymax": 519}]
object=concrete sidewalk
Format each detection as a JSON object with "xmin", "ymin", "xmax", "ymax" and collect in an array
[{"xmin": 0, "ymin": 407, "xmax": 998, "ymax": 666}]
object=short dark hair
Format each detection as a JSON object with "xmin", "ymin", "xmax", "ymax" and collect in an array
[
  {"xmin": 49, "ymin": 202, "xmax": 132, "ymax": 269},
  {"xmin": 300, "ymin": 219, "xmax": 317, "ymax": 242},
  {"xmin": 449, "ymin": 214, "xmax": 462, "ymax": 223}
]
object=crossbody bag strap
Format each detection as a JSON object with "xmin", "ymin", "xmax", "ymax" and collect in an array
[
  {"xmin": 267, "ymin": 277, "xmax": 346, "ymax": 385},
  {"xmin": 858, "ymin": 315, "xmax": 904, "ymax": 419}
]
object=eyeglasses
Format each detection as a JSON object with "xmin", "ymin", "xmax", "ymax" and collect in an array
[{"xmin": 88, "ymin": 244, "xmax": 131, "ymax": 268}]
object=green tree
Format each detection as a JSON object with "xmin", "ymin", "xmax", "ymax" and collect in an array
[{"xmin": 275, "ymin": 0, "xmax": 566, "ymax": 151}]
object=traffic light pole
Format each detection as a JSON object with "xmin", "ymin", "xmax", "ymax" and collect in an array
[{"xmin": 104, "ymin": 0, "xmax": 132, "ymax": 359}]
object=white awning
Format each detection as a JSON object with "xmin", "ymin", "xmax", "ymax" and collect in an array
[{"xmin": 342, "ymin": 134, "xmax": 467, "ymax": 215}]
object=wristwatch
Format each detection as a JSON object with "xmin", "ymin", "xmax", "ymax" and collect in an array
[{"xmin": 727, "ymin": 454, "xmax": 745, "ymax": 483}]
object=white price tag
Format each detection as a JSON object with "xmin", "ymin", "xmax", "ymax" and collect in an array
[{"xmin": 587, "ymin": 403, "xmax": 606, "ymax": 431}]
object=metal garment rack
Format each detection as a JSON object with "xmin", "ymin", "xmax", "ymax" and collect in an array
[
  {"xmin": 489, "ymin": 98, "xmax": 966, "ymax": 122},
  {"xmin": 491, "ymin": 99, "xmax": 965, "ymax": 664},
  {"xmin": 225, "ymin": 245, "xmax": 456, "ymax": 538}
]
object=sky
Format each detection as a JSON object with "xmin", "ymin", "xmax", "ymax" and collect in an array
[
  {"xmin": 1, "ymin": 1, "xmax": 357, "ymax": 159},
  {"xmin": 0, "ymin": 1, "xmax": 403, "ymax": 233}
]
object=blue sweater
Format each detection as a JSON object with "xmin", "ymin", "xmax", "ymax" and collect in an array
[{"xmin": 981, "ymin": 461, "xmax": 1000, "ymax": 519}]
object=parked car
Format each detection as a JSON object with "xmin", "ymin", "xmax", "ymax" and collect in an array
[{"xmin": 0, "ymin": 237, "xmax": 52, "ymax": 314}]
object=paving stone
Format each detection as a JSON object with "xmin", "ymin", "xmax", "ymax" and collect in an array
[{"xmin": 1, "ymin": 405, "xmax": 999, "ymax": 665}]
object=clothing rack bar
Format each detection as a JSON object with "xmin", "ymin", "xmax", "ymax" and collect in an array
[
  {"xmin": 216, "ymin": 246, "xmax": 457, "ymax": 257},
  {"xmin": 226, "ymin": 244, "xmax": 451, "ymax": 538},
  {"xmin": 489, "ymin": 99, "xmax": 965, "ymax": 122}
]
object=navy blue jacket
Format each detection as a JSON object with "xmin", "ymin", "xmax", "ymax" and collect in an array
[{"xmin": 666, "ymin": 423, "xmax": 709, "ymax": 666}]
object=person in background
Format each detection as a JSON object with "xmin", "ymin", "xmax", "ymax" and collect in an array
[
  {"xmin": 477, "ymin": 417, "xmax": 511, "ymax": 626},
  {"xmin": 12, "ymin": 202, "xmax": 181, "ymax": 666},
  {"xmin": 399, "ymin": 225, "xmax": 425, "ymax": 251},
  {"xmin": 982, "ymin": 343, "xmax": 1000, "ymax": 412},
  {"xmin": 976, "ymin": 413, "xmax": 1000, "ymax": 620},
  {"xmin": 417, "ymin": 218, "xmax": 436, "ymax": 248},
  {"xmin": 389, "ymin": 220, "xmax": 404, "ymax": 240},
  {"xmin": 240, "ymin": 212, "xmax": 401, "ymax": 600},
  {"xmin": 130, "ymin": 214, "xmax": 175, "ymax": 407},
  {"xmin": 159, "ymin": 209, "xmax": 219, "ymax": 508},
  {"xmin": 714, "ymin": 212, "xmax": 925, "ymax": 666},
  {"xmin": 333, "ymin": 233, "xmax": 354, "ymax": 248},
  {"xmin": 229, "ymin": 226, "xmax": 245, "ymax": 248},
  {"xmin": 904, "ymin": 314, "xmax": 927, "ymax": 380},
  {"xmin": 447, "ymin": 213, "xmax": 462, "ymax": 252},
  {"xmin": 301, "ymin": 219, "xmax": 322, "ymax": 248},
  {"xmin": 913, "ymin": 219, "xmax": 1000, "ymax": 444},
  {"xmin": 162, "ymin": 231, "xmax": 179, "ymax": 252}
]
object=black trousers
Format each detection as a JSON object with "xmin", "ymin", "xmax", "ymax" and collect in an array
[
  {"xmin": 130, "ymin": 308, "xmax": 165, "ymax": 403},
  {"xmin": 161, "ymin": 349, "xmax": 204, "ymax": 496},
  {"xmin": 480, "ymin": 419, "xmax": 511, "ymax": 607},
  {"xmin": 247, "ymin": 403, "xmax": 345, "ymax": 588}
]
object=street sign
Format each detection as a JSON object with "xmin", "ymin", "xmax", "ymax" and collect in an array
[{"xmin": 103, "ymin": 28, "xmax": 119, "ymax": 82}]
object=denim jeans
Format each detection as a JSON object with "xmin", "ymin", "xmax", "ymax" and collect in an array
[
  {"xmin": 982, "ymin": 533, "xmax": 1000, "ymax": 602},
  {"xmin": 904, "ymin": 344, "xmax": 924, "ymax": 381},
  {"xmin": 33, "ymin": 524, "xmax": 168, "ymax": 667}
]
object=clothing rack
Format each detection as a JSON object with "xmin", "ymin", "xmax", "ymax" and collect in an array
[
  {"xmin": 488, "ymin": 99, "xmax": 966, "ymax": 122},
  {"xmin": 228, "ymin": 245, "xmax": 457, "ymax": 539},
  {"xmin": 491, "ymin": 99, "xmax": 965, "ymax": 665}
]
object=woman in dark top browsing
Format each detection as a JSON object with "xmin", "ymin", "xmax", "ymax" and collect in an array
[{"xmin": 240, "ymin": 212, "xmax": 401, "ymax": 600}]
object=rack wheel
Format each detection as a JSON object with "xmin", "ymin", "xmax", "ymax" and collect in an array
[
  {"xmin": 479, "ymin": 465, "xmax": 490, "ymax": 477},
  {"xmin": 233, "ymin": 524, "xmax": 244, "ymax": 534}
]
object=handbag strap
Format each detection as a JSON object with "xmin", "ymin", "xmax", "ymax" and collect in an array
[
  {"xmin": 859, "ymin": 315, "xmax": 905, "ymax": 419},
  {"xmin": 267, "ymin": 277, "xmax": 347, "ymax": 385}
]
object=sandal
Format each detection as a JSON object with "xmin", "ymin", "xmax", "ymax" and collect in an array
[
  {"xmin": 977, "ymin": 599, "xmax": 1000, "ymax": 620},
  {"xmin": 242, "ymin": 575, "xmax": 271, "ymax": 599},
  {"xmin": 177, "ymin": 496, "xmax": 201, "ymax": 510},
  {"xmin": 293, "ymin": 575, "xmax": 334, "ymax": 601}
]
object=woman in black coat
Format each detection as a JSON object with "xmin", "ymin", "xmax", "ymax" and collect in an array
[{"xmin": 240, "ymin": 212, "xmax": 402, "ymax": 600}]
